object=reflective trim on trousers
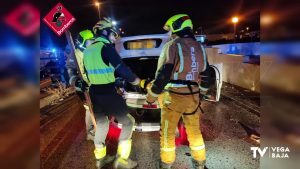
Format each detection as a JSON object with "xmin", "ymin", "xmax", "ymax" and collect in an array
[
  {"xmin": 161, "ymin": 147, "xmax": 176, "ymax": 152},
  {"xmin": 190, "ymin": 144, "xmax": 205, "ymax": 151},
  {"xmin": 117, "ymin": 139, "xmax": 132, "ymax": 160},
  {"xmin": 94, "ymin": 146, "xmax": 106, "ymax": 159},
  {"xmin": 163, "ymin": 120, "xmax": 169, "ymax": 148}
]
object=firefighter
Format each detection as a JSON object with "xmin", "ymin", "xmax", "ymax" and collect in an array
[
  {"xmin": 83, "ymin": 17, "xmax": 140, "ymax": 169},
  {"xmin": 146, "ymin": 14, "xmax": 208, "ymax": 169},
  {"xmin": 65, "ymin": 29, "xmax": 95, "ymax": 141}
]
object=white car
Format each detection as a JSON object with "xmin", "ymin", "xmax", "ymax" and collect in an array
[{"xmin": 115, "ymin": 34, "xmax": 223, "ymax": 132}]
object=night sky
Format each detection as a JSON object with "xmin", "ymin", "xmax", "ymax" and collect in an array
[{"xmin": 40, "ymin": 0, "xmax": 260, "ymax": 48}]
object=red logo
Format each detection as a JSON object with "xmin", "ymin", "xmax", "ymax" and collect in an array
[
  {"xmin": 4, "ymin": 3, "xmax": 40, "ymax": 36},
  {"xmin": 43, "ymin": 3, "xmax": 76, "ymax": 36}
]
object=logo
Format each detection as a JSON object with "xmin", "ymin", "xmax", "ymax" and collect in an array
[
  {"xmin": 51, "ymin": 6, "xmax": 66, "ymax": 27},
  {"xmin": 186, "ymin": 47, "xmax": 199, "ymax": 81},
  {"xmin": 250, "ymin": 147, "xmax": 290, "ymax": 159},
  {"xmin": 4, "ymin": 3, "xmax": 40, "ymax": 36},
  {"xmin": 43, "ymin": 3, "xmax": 75, "ymax": 36}
]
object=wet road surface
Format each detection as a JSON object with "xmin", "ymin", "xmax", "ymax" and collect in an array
[{"xmin": 40, "ymin": 83, "xmax": 260, "ymax": 169}]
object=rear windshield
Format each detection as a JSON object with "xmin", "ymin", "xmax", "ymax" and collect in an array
[
  {"xmin": 123, "ymin": 39, "xmax": 162, "ymax": 50},
  {"xmin": 122, "ymin": 57, "xmax": 158, "ymax": 79}
]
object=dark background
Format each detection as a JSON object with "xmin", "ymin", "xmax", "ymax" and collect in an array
[{"xmin": 38, "ymin": 0, "xmax": 260, "ymax": 49}]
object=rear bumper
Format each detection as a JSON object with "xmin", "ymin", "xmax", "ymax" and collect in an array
[
  {"xmin": 135, "ymin": 123, "xmax": 160, "ymax": 132},
  {"xmin": 116, "ymin": 122, "xmax": 160, "ymax": 132},
  {"xmin": 124, "ymin": 92, "xmax": 160, "ymax": 109}
]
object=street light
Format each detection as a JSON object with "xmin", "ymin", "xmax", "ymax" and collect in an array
[
  {"xmin": 95, "ymin": 1, "xmax": 100, "ymax": 19},
  {"xmin": 231, "ymin": 16, "xmax": 239, "ymax": 43},
  {"xmin": 261, "ymin": 14, "xmax": 274, "ymax": 26},
  {"xmin": 232, "ymin": 17, "xmax": 239, "ymax": 23},
  {"xmin": 112, "ymin": 20, "xmax": 117, "ymax": 26}
]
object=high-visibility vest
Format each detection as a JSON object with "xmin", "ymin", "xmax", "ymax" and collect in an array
[{"xmin": 83, "ymin": 37, "xmax": 115, "ymax": 84}]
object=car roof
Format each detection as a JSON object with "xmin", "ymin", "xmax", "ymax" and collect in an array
[
  {"xmin": 117, "ymin": 33, "xmax": 169, "ymax": 41},
  {"xmin": 116, "ymin": 34, "xmax": 206, "ymax": 59}
]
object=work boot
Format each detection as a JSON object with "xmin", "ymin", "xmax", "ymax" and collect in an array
[
  {"xmin": 96, "ymin": 155, "xmax": 115, "ymax": 169},
  {"xmin": 113, "ymin": 156, "xmax": 137, "ymax": 169},
  {"xmin": 191, "ymin": 159, "xmax": 207, "ymax": 169},
  {"xmin": 156, "ymin": 161, "xmax": 172, "ymax": 169}
]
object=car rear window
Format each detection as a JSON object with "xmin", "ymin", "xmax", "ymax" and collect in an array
[{"xmin": 123, "ymin": 39, "xmax": 162, "ymax": 50}]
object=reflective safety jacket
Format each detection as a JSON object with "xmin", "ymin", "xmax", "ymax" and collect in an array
[
  {"xmin": 151, "ymin": 37, "xmax": 207, "ymax": 95},
  {"xmin": 83, "ymin": 37, "xmax": 115, "ymax": 84}
]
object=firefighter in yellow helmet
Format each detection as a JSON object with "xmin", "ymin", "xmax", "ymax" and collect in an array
[
  {"xmin": 146, "ymin": 14, "xmax": 208, "ymax": 169},
  {"xmin": 83, "ymin": 17, "xmax": 140, "ymax": 169},
  {"xmin": 66, "ymin": 29, "xmax": 95, "ymax": 141}
]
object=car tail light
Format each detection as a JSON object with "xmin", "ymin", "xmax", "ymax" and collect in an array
[{"xmin": 142, "ymin": 104, "xmax": 158, "ymax": 109}]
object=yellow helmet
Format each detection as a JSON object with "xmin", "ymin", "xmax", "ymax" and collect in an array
[
  {"xmin": 93, "ymin": 17, "xmax": 119, "ymax": 38},
  {"xmin": 163, "ymin": 14, "xmax": 193, "ymax": 33},
  {"xmin": 79, "ymin": 30, "xmax": 94, "ymax": 44}
]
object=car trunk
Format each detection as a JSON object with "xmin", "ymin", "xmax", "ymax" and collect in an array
[
  {"xmin": 122, "ymin": 57, "xmax": 158, "ymax": 92},
  {"xmin": 121, "ymin": 57, "xmax": 161, "ymax": 125}
]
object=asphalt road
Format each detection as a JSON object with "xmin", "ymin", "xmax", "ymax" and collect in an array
[{"xmin": 40, "ymin": 83, "xmax": 260, "ymax": 169}]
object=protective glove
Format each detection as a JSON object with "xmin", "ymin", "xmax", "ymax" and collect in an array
[
  {"xmin": 130, "ymin": 77, "xmax": 142, "ymax": 93},
  {"xmin": 146, "ymin": 93, "xmax": 157, "ymax": 104},
  {"xmin": 145, "ymin": 81, "xmax": 157, "ymax": 104},
  {"xmin": 139, "ymin": 78, "xmax": 152, "ymax": 93},
  {"xmin": 74, "ymin": 78, "xmax": 88, "ymax": 92},
  {"xmin": 130, "ymin": 77, "xmax": 141, "ymax": 86}
]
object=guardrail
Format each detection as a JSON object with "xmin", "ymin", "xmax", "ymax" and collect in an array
[{"xmin": 206, "ymin": 48, "xmax": 260, "ymax": 93}]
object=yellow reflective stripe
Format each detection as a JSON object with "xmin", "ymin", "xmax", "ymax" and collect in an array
[
  {"xmin": 165, "ymin": 83, "xmax": 187, "ymax": 88},
  {"xmin": 117, "ymin": 139, "xmax": 132, "ymax": 159},
  {"xmin": 94, "ymin": 146, "xmax": 106, "ymax": 159},
  {"xmin": 161, "ymin": 147, "xmax": 176, "ymax": 152},
  {"xmin": 190, "ymin": 145, "xmax": 205, "ymax": 151},
  {"xmin": 163, "ymin": 120, "xmax": 169, "ymax": 148},
  {"xmin": 173, "ymin": 43, "xmax": 184, "ymax": 80},
  {"xmin": 176, "ymin": 43, "xmax": 184, "ymax": 73},
  {"xmin": 200, "ymin": 45, "xmax": 207, "ymax": 72}
]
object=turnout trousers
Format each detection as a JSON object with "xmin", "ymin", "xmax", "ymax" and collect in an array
[{"xmin": 158, "ymin": 88, "xmax": 206, "ymax": 164}]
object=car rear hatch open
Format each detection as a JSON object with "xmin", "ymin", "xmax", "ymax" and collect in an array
[{"xmin": 121, "ymin": 56, "xmax": 160, "ymax": 108}]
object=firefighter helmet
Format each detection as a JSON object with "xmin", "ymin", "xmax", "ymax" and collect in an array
[{"xmin": 163, "ymin": 14, "xmax": 193, "ymax": 33}]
